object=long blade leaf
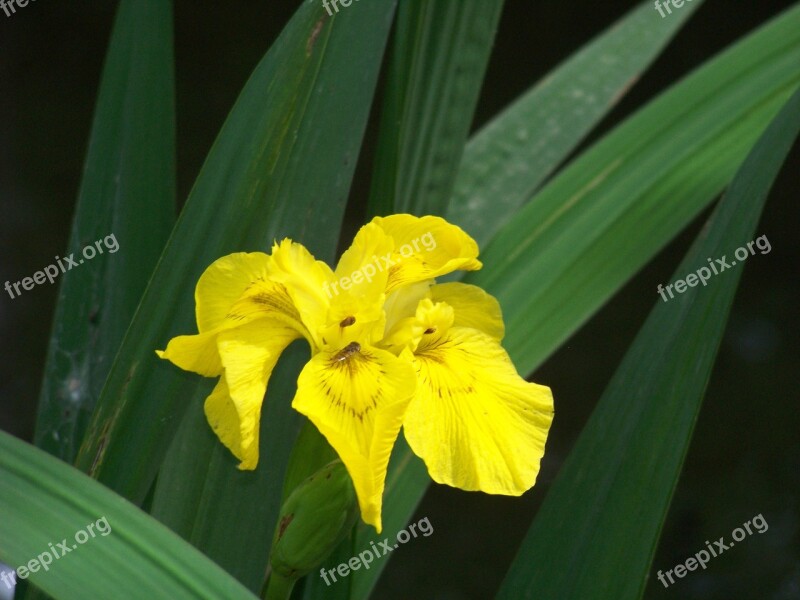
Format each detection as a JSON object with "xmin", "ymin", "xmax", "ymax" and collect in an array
[
  {"xmin": 446, "ymin": 0, "xmax": 702, "ymax": 248},
  {"xmin": 471, "ymin": 5, "xmax": 800, "ymax": 374},
  {"xmin": 0, "ymin": 432, "xmax": 257, "ymax": 600},
  {"xmin": 146, "ymin": 1, "xmax": 398, "ymax": 591},
  {"xmin": 73, "ymin": 0, "xmax": 394, "ymax": 506},
  {"xmin": 349, "ymin": 2, "xmax": 713, "ymax": 595},
  {"xmin": 33, "ymin": 0, "xmax": 175, "ymax": 462},
  {"xmin": 497, "ymin": 84, "xmax": 800, "ymax": 600},
  {"xmin": 368, "ymin": 0, "xmax": 504, "ymax": 216},
  {"xmin": 360, "ymin": 6, "xmax": 800, "ymax": 596}
]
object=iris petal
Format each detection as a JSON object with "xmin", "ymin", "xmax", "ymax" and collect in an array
[
  {"xmin": 156, "ymin": 331, "xmax": 222, "ymax": 376},
  {"xmin": 371, "ymin": 214, "xmax": 482, "ymax": 291},
  {"xmin": 195, "ymin": 252, "xmax": 271, "ymax": 333},
  {"xmin": 214, "ymin": 319, "xmax": 302, "ymax": 470},
  {"xmin": 430, "ymin": 282, "xmax": 505, "ymax": 341},
  {"xmin": 292, "ymin": 344, "xmax": 416, "ymax": 532},
  {"xmin": 403, "ymin": 326, "xmax": 554, "ymax": 495},
  {"xmin": 267, "ymin": 239, "xmax": 335, "ymax": 346}
]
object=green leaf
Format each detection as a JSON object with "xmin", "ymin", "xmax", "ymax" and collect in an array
[
  {"xmin": 144, "ymin": 2, "xmax": 398, "ymax": 592},
  {"xmin": 367, "ymin": 0, "xmax": 504, "ymax": 216},
  {"xmin": 33, "ymin": 0, "xmax": 175, "ymax": 462},
  {"xmin": 469, "ymin": 2, "xmax": 800, "ymax": 375},
  {"xmin": 0, "ymin": 431, "xmax": 257, "ymax": 600},
  {"xmin": 496, "ymin": 84, "xmax": 800, "ymax": 600},
  {"xmin": 357, "ymin": 5, "xmax": 800, "ymax": 597},
  {"xmin": 447, "ymin": 0, "xmax": 702, "ymax": 248},
  {"xmin": 73, "ymin": 0, "xmax": 394, "ymax": 513},
  {"xmin": 348, "ymin": 2, "xmax": 709, "ymax": 596}
]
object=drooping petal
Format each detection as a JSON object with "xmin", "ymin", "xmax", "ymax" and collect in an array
[
  {"xmin": 371, "ymin": 214, "xmax": 482, "ymax": 291},
  {"xmin": 156, "ymin": 330, "xmax": 222, "ymax": 376},
  {"xmin": 204, "ymin": 375, "xmax": 243, "ymax": 462},
  {"xmin": 266, "ymin": 239, "xmax": 335, "ymax": 345},
  {"xmin": 213, "ymin": 319, "xmax": 302, "ymax": 470},
  {"xmin": 292, "ymin": 344, "xmax": 416, "ymax": 532},
  {"xmin": 195, "ymin": 252, "xmax": 271, "ymax": 332},
  {"xmin": 403, "ymin": 326, "xmax": 554, "ymax": 495},
  {"xmin": 430, "ymin": 282, "xmax": 505, "ymax": 341},
  {"xmin": 226, "ymin": 277, "xmax": 311, "ymax": 342}
]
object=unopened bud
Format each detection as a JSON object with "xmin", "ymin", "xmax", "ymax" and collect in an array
[{"xmin": 269, "ymin": 460, "xmax": 358, "ymax": 580}]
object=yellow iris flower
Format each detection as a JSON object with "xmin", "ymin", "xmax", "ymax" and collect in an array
[{"xmin": 157, "ymin": 214, "xmax": 553, "ymax": 532}]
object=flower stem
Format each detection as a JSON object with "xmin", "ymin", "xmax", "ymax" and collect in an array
[{"xmin": 261, "ymin": 572, "xmax": 296, "ymax": 600}]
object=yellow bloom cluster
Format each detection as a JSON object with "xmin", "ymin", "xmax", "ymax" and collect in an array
[{"xmin": 157, "ymin": 215, "xmax": 553, "ymax": 532}]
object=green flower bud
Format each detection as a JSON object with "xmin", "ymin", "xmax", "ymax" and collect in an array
[{"xmin": 269, "ymin": 460, "xmax": 358, "ymax": 581}]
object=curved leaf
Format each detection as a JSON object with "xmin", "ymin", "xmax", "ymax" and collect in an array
[
  {"xmin": 0, "ymin": 432, "xmax": 257, "ymax": 600},
  {"xmin": 497, "ymin": 84, "xmax": 800, "ymax": 600}
]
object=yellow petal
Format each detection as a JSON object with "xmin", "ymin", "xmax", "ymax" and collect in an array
[
  {"xmin": 403, "ymin": 326, "xmax": 553, "ymax": 495},
  {"xmin": 371, "ymin": 214, "xmax": 482, "ymax": 292},
  {"xmin": 226, "ymin": 277, "xmax": 311, "ymax": 342},
  {"xmin": 382, "ymin": 298, "xmax": 453, "ymax": 355},
  {"xmin": 266, "ymin": 239, "xmax": 335, "ymax": 345},
  {"xmin": 383, "ymin": 279, "xmax": 433, "ymax": 334},
  {"xmin": 292, "ymin": 343, "xmax": 416, "ymax": 532},
  {"xmin": 333, "ymin": 222, "xmax": 393, "ymax": 301},
  {"xmin": 213, "ymin": 319, "xmax": 302, "ymax": 469},
  {"xmin": 430, "ymin": 282, "xmax": 505, "ymax": 341},
  {"xmin": 204, "ymin": 375, "xmax": 244, "ymax": 461},
  {"xmin": 156, "ymin": 331, "xmax": 222, "ymax": 376},
  {"xmin": 195, "ymin": 252, "xmax": 271, "ymax": 333}
]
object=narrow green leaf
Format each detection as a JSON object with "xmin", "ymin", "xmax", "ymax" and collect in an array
[
  {"xmin": 470, "ymin": 3, "xmax": 800, "ymax": 375},
  {"xmin": 360, "ymin": 6, "xmax": 800, "ymax": 597},
  {"xmin": 497, "ymin": 85, "xmax": 800, "ymax": 600},
  {"xmin": 346, "ymin": 2, "xmax": 712, "ymax": 596},
  {"xmin": 73, "ymin": 0, "xmax": 394, "ymax": 510},
  {"xmin": 33, "ymin": 0, "xmax": 175, "ymax": 462},
  {"xmin": 368, "ymin": 0, "xmax": 504, "ymax": 216},
  {"xmin": 145, "ymin": 1, "xmax": 398, "ymax": 592},
  {"xmin": 0, "ymin": 432, "xmax": 257, "ymax": 600},
  {"xmin": 446, "ymin": 0, "xmax": 702, "ymax": 248}
]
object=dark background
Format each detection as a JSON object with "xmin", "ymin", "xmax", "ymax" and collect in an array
[{"xmin": 1, "ymin": 1, "xmax": 798, "ymax": 599}]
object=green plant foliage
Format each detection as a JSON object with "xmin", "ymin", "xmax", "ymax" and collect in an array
[
  {"xmin": 497, "ymin": 85, "xmax": 800, "ymax": 600},
  {"xmin": 33, "ymin": 0, "xmax": 175, "ymax": 463},
  {"xmin": 0, "ymin": 432, "xmax": 257, "ymax": 600}
]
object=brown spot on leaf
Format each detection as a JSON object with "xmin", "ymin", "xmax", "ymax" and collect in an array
[
  {"xmin": 307, "ymin": 17, "xmax": 326, "ymax": 56},
  {"xmin": 277, "ymin": 513, "xmax": 294, "ymax": 541}
]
